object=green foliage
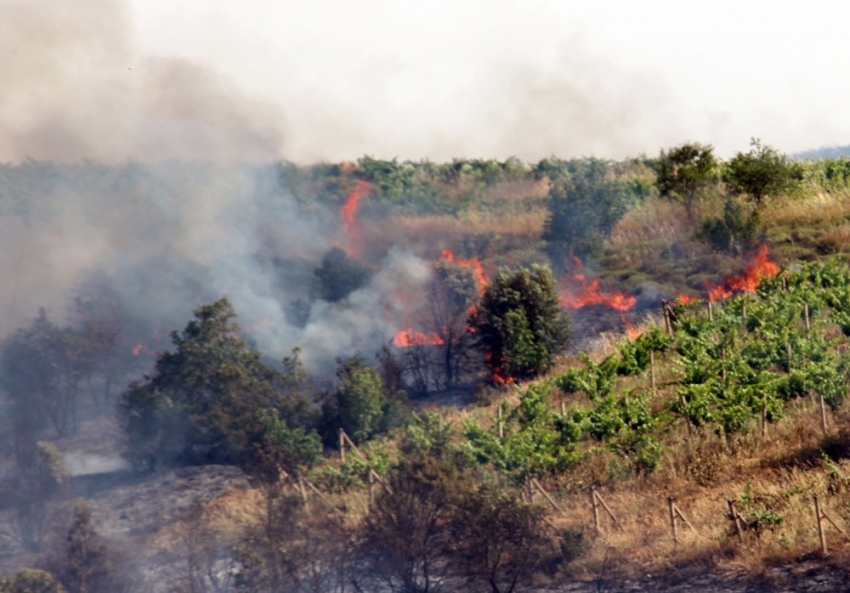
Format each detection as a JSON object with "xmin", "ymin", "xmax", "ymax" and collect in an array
[
  {"xmin": 243, "ymin": 409, "xmax": 322, "ymax": 486},
  {"xmin": 323, "ymin": 356, "xmax": 409, "ymax": 446},
  {"xmin": 314, "ymin": 246, "xmax": 371, "ymax": 302},
  {"xmin": 724, "ymin": 139, "xmax": 804, "ymax": 208},
  {"xmin": 654, "ymin": 142, "xmax": 719, "ymax": 220},
  {"xmin": 448, "ymin": 485, "xmax": 554, "ymax": 593},
  {"xmin": 475, "ymin": 266, "xmax": 571, "ymax": 381},
  {"xmin": 118, "ymin": 298, "xmax": 315, "ymax": 470},
  {"xmin": 697, "ymin": 199, "xmax": 761, "ymax": 254},
  {"xmin": 542, "ymin": 159, "xmax": 645, "ymax": 261},
  {"xmin": 0, "ymin": 570, "xmax": 64, "ymax": 593},
  {"xmin": 463, "ymin": 382, "xmax": 581, "ymax": 483}
]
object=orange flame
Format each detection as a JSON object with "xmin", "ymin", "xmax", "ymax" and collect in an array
[
  {"xmin": 393, "ymin": 329, "xmax": 445, "ymax": 348},
  {"xmin": 340, "ymin": 179, "xmax": 374, "ymax": 257},
  {"xmin": 676, "ymin": 294, "xmax": 698, "ymax": 305},
  {"xmin": 707, "ymin": 245, "xmax": 779, "ymax": 301},
  {"xmin": 560, "ymin": 258, "xmax": 636, "ymax": 312},
  {"xmin": 621, "ymin": 315, "xmax": 642, "ymax": 340},
  {"xmin": 440, "ymin": 248, "xmax": 487, "ymax": 296},
  {"xmin": 132, "ymin": 344, "xmax": 153, "ymax": 356}
]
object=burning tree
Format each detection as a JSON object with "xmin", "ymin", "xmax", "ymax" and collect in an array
[
  {"xmin": 474, "ymin": 266, "xmax": 570, "ymax": 382},
  {"xmin": 393, "ymin": 249, "xmax": 486, "ymax": 394}
]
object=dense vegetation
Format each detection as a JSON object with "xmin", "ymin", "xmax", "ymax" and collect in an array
[{"xmin": 5, "ymin": 140, "xmax": 850, "ymax": 590}]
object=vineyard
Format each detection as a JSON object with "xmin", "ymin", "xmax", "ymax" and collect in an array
[{"xmin": 296, "ymin": 255, "xmax": 850, "ymax": 579}]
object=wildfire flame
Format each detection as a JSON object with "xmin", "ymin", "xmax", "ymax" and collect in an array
[
  {"xmin": 621, "ymin": 315, "xmax": 642, "ymax": 340},
  {"xmin": 676, "ymin": 294, "xmax": 698, "ymax": 305},
  {"xmin": 707, "ymin": 245, "xmax": 779, "ymax": 301},
  {"xmin": 440, "ymin": 248, "xmax": 487, "ymax": 296},
  {"xmin": 340, "ymin": 179, "xmax": 374, "ymax": 257},
  {"xmin": 560, "ymin": 258, "xmax": 636, "ymax": 312},
  {"xmin": 393, "ymin": 329, "xmax": 444, "ymax": 348},
  {"xmin": 132, "ymin": 343, "xmax": 153, "ymax": 356}
]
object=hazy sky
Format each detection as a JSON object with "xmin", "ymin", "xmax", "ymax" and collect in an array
[{"xmin": 4, "ymin": 0, "xmax": 850, "ymax": 163}]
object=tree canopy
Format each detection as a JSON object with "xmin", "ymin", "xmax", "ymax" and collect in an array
[
  {"xmin": 724, "ymin": 139, "xmax": 803, "ymax": 208},
  {"xmin": 118, "ymin": 297, "xmax": 314, "ymax": 470},
  {"xmin": 474, "ymin": 266, "xmax": 570, "ymax": 382}
]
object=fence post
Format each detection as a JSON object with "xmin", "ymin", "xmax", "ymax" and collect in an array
[
  {"xmin": 786, "ymin": 341, "xmax": 792, "ymax": 372},
  {"xmin": 668, "ymin": 497, "xmax": 678, "ymax": 545},
  {"xmin": 497, "ymin": 406, "xmax": 504, "ymax": 439},
  {"xmin": 804, "ymin": 303, "xmax": 810, "ymax": 331},
  {"xmin": 368, "ymin": 468, "xmax": 375, "ymax": 510},
  {"xmin": 728, "ymin": 500, "xmax": 744, "ymax": 544},
  {"xmin": 707, "ymin": 299, "xmax": 713, "ymax": 322},
  {"xmin": 591, "ymin": 489, "xmax": 600, "ymax": 533},
  {"xmin": 819, "ymin": 394, "xmax": 828, "ymax": 436},
  {"xmin": 661, "ymin": 300, "xmax": 671, "ymax": 334},
  {"xmin": 339, "ymin": 428, "xmax": 346, "ymax": 464},
  {"xmin": 650, "ymin": 350, "xmax": 657, "ymax": 394},
  {"xmin": 814, "ymin": 496, "xmax": 828, "ymax": 556}
]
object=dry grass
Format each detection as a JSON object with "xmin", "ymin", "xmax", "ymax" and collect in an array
[
  {"xmin": 372, "ymin": 208, "xmax": 548, "ymax": 254},
  {"xmin": 609, "ymin": 198, "xmax": 693, "ymax": 251}
]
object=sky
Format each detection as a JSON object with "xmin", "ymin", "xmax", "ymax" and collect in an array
[{"xmin": 3, "ymin": 0, "xmax": 850, "ymax": 163}]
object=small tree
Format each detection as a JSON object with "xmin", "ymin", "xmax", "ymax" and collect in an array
[
  {"xmin": 314, "ymin": 246, "xmax": 371, "ymax": 302},
  {"xmin": 474, "ymin": 266, "xmax": 570, "ymax": 382},
  {"xmin": 56, "ymin": 504, "xmax": 111, "ymax": 593},
  {"xmin": 0, "ymin": 569, "xmax": 64, "ymax": 593},
  {"xmin": 654, "ymin": 142, "xmax": 718, "ymax": 221},
  {"xmin": 449, "ymin": 487, "xmax": 555, "ymax": 593},
  {"xmin": 724, "ymin": 139, "xmax": 803, "ymax": 208},
  {"xmin": 542, "ymin": 160, "xmax": 642, "ymax": 263},
  {"xmin": 322, "ymin": 357, "xmax": 408, "ymax": 445},
  {"xmin": 117, "ymin": 298, "xmax": 314, "ymax": 469},
  {"xmin": 354, "ymin": 454, "xmax": 469, "ymax": 593}
]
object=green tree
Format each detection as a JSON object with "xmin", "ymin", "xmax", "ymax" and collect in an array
[
  {"xmin": 474, "ymin": 266, "xmax": 570, "ymax": 381},
  {"xmin": 355, "ymin": 454, "xmax": 470, "ymax": 593},
  {"xmin": 0, "ymin": 442, "xmax": 70, "ymax": 551},
  {"xmin": 724, "ymin": 139, "xmax": 804, "ymax": 208},
  {"xmin": 654, "ymin": 142, "xmax": 719, "ymax": 221},
  {"xmin": 314, "ymin": 246, "xmax": 371, "ymax": 302},
  {"xmin": 449, "ymin": 486, "xmax": 554, "ymax": 593},
  {"xmin": 0, "ymin": 569, "xmax": 64, "ymax": 593},
  {"xmin": 56, "ymin": 504, "xmax": 111, "ymax": 593},
  {"xmin": 323, "ymin": 357, "xmax": 408, "ymax": 445},
  {"xmin": 542, "ymin": 160, "xmax": 642, "ymax": 262},
  {"xmin": 117, "ymin": 298, "xmax": 313, "ymax": 469}
]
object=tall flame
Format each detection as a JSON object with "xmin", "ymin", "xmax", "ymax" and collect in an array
[
  {"xmin": 340, "ymin": 179, "xmax": 374, "ymax": 257},
  {"xmin": 707, "ymin": 245, "xmax": 779, "ymax": 301},
  {"xmin": 560, "ymin": 258, "xmax": 636, "ymax": 312},
  {"xmin": 676, "ymin": 294, "xmax": 698, "ymax": 305}
]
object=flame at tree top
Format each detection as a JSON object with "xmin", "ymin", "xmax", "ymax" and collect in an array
[
  {"xmin": 707, "ymin": 245, "xmax": 779, "ymax": 301},
  {"xmin": 440, "ymin": 248, "xmax": 487, "ymax": 296},
  {"xmin": 340, "ymin": 179, "xmax": 374, "ymax": 257},
  {"xmin": 560, "ymin": 258, "xmax": 636, "ymax": 312}
]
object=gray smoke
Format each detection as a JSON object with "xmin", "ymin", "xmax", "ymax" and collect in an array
[{"xmin": 0, "ymin": 0, "xmax": 286, "ymax": 164}]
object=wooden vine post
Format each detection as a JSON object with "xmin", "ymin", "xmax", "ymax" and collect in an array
[
  {"xmin": 707, "ymin": 299, "xmax": 713, "ymax": 322},
  {"xmin": 649, "ymin": 350, "xmax": 656, "ymax": 394},
  {"xmin": 727, "ymin": 500, "xmax": 744, "ymax": 544},
  {"xmin": 819, "ymin": 394, "xmax": 828, "ymax": 436},
  {"xmin": 667, "ymin": 497, "xmax": 697, "ymax": 545},
  {"xmin": 591, "ymin": 489, "xmax": 623, "ymax": 533},
  {"xmin": 339, "ymin": 428, "xmax": 346, "ymax": 464},
  {"xmin": 813, "ymin": 495, "xmax": 850, "ymax": 556},
  {"xmin": 804, "ymin": 303, "xmax": 810, "ymax": 331},
  {"xmin": 497, "ymin": 406, "xmax": 504, "ymax": 439}
]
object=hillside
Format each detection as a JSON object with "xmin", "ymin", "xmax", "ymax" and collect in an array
[{"xmin": 3, "ymin": 147, "xmax": 850, "ymax": 591}]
